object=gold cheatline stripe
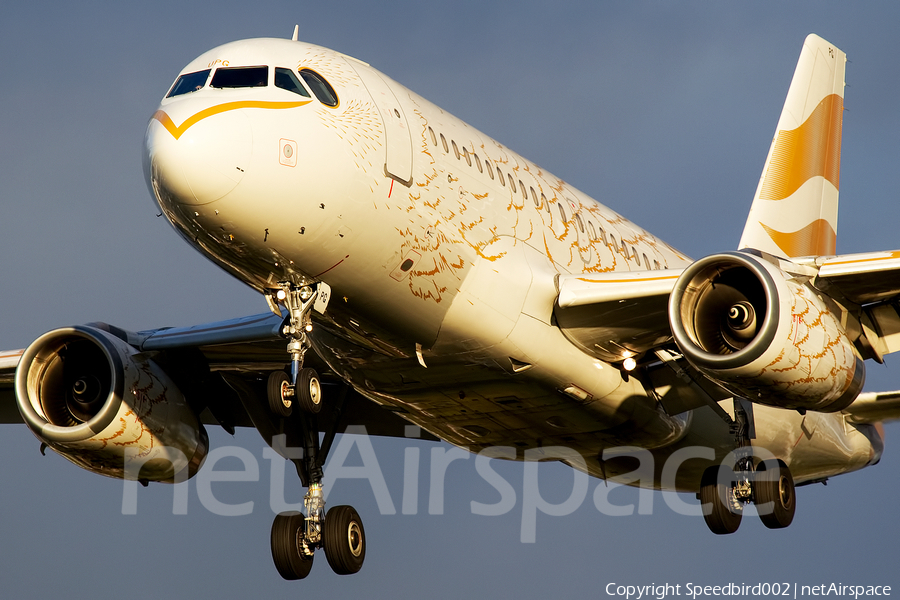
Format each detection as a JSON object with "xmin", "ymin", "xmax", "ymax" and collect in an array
[
  {"xmin": 758, "ymin": 93, "xmax": 843, "ymax": 201},
  {"xmin": 760, "ymin": 219, "xmax": 836, "ymax": 257},
  {"xmin": 575, "ymin": 275, "xmax": 679, "ymax": 284},
  {"xmin": 826, "ymin": 250, "xmax": 900, "ymax": 266},
  {"xmin": 152, "ymin": 100, "xmax": 311, "ymax": 140}
]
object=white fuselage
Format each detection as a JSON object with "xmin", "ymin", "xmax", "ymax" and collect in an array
[{"xmin": 143, "ymin": 38, "xmax": 881, "ymax": 491}]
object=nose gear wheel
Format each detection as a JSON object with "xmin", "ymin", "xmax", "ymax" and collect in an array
[{"xmin": 266, "ymin": 282, "xmax": 328, "ymax": 416}]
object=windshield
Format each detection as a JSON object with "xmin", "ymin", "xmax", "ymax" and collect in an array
[
  {"xmin": 166, "ymin": 69, "xmax": 211, "ymax": 98},
  {"xmin": 211, "ymin": 66, "xmax": 268, "ymax": 88},
  {"xmin": 299, "ymin": 69, "xmax": 338, "ymax": 107},
  {"xmin": 274, "ymin": 68, "xmax": 310, "ymax": 97}
]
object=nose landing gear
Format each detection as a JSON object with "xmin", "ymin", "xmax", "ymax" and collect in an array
[{"xmin": 266, "ymin": 282, "xmax": 329, "ymax": 417}]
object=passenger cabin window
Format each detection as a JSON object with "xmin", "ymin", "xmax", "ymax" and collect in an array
[
  {"xmin": 463, "ymin": 148, "xmax": 472, "ymax": 167},
  {"xmin": 211, "ymin": 66, "xmax": 268, "ymax": 88},
  {"xmin": 452, "ymin": 140, "xmax": 460, "ymax": 159},
  {"xmin": 486, "ymin": 160, "xmax": 494, "ymax": 179},
  {"xmin": 474, "ymin": 154, "xmax": 483, "ymax": 173},
  {"xmin": 167, "ymin": 69, "xmax": 211, "ymax": 97},
  {"xmin": 531, "ymin": 187, "xmax": 539, "ymax": 207},
  {"xmin": 497, "ymin": 166, "xmax": 504, "ymax": 184},
  {"xmin": 643, "ymin": 253, "xmax": 650, "ymax": 268},
  {"xmin": 558, "ymin": 203, "xmax": 567, "ymax": 222},
  {"xmin": 274, "ymin": 68, "xmax": 310, "ymax": 97},
  {"xmin": 440, "ymin": 133, "xmax": 448, "ymax": 153},
  {"xmin": 575, "ymin": 213, "xmax": 584, "ymax": 233},
  {"xmin": 428, "ymin": 127, "xmax": 437, "ymax": 146},
  {"xmin": 509, "ymin": 175, "xmax": 516, "ymax": 193},
  {"xmin": 299, "ymin": 69, "xmax": 338, "ymax": 107}
]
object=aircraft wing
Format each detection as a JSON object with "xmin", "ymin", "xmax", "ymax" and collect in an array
[
  {"xmin": 814, "ymin": 250, "xmax": 900, "ymax": 361},
  {"xmin": 815, "ymin": 250, "xmax": 900, "ymax": 303},
  {"xmin": 554, "ymin": 269, "xmax": 683, "ymax": 363},
  {"xmin": 0, "ymin": 350, "xmax": 21, "ymax": 423},
  {"xmin": 555, "ymin": 247, "xmax": 900, "ymax": 365},
  {"xmin": 844, "ymin": 391, "xmax": 900, "ymax": 424},
  {"xmin": 0, "ymin": 314, "xmax": 436, "ymax": 440}
]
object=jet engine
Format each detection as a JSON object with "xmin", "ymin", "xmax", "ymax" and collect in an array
[
  {"xmin": 15, "ymin": 325, "xmax": 208, "ymax": 482},
  {"xmin": 669, "ymin": 252, "xmax": 864, "ymax": 412}
]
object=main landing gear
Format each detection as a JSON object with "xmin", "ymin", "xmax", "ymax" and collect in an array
[
  {"xmin": 265, "ymin": 282, "xmax": 365, "ymax": 579},
  {"xmin": 270, "ymin": 490, "xmax": 366, "ymax": 579},
  {"xmin": 267, "ymin": 378, "xmax": 366, "ymax": 579},
  {"xmin": 699, "ymin": 399, "xmax": 796, "ymax": 535}
]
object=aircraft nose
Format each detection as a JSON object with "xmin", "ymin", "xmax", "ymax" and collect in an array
[{"xmin": 143, "ymin": 106, "xmax": 252, "ymax": 207}]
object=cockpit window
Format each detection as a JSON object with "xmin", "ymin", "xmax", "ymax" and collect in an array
[
  {"xmin": 299, "ymin": 69, "xmax": 338, "ymax": 107},
  {"xmin": 274, "ymin": 68, "xmax": 311, "ymax": 97},
  {"xmin": 211, "ymin": 66, "xmax": 268, "ymax": 88},
  {"xmin": 166, "ymin": 69, "xmax": 211, "ymax": 98}
]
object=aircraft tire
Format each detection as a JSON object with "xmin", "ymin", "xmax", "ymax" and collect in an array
[
  {"xmin": 267, "ymin": 371, "xmax": 293, "ymax": 417},
  {"xmin": 271, "ymin": 511, "xmax": 314, "ymax": 580},
  {"xmin": 296, "ymin": 368, "xmax": 322, "ymax": 414},
  {"xmin": 324, "ymin": 505, "xmax": 365, "ymax": 575},
  {"xmin": 753, "ymin": 460, "xmax": 795, "ymax": 529},
  {"xmin": 700, "ymin": 465, "xmax": 742, "ymax": 535}
]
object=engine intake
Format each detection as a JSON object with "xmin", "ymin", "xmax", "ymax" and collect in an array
[
  {"xmin": 15, "ymin": 326, "xmax": 208, "ymax": 482},
  {"xmin": 669, "ymin": 252, "xmax": 864, "ymax": 412}
]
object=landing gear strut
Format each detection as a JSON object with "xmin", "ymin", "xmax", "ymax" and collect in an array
[
  {"xmin": 268, "ymin": 381, "xmax": 365, "ymax": 579},
  {"xmin": 699, "ymin": 398, "xmax": 796, "ymax": 534},
  {"xmin": 266, "ymin": 282, "xmax": 327, "ymax": 416}
]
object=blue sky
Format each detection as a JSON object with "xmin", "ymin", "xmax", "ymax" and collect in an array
[{"xmin": 2, "ymin": 2, "xmax": 900, "ymax": 598}]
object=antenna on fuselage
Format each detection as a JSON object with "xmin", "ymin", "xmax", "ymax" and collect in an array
[{"xmin": 291, "ymin": 24, "xmax": 299, "ymax": 41}]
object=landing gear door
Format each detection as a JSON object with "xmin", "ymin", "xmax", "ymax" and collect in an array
[{"xmin": 351, "ymin": 65, "xmax": 413, "ymax": 186}]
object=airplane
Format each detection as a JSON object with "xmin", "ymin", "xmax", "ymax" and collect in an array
[{"xmin": 2, "ymin": 29, "xmax": 900, "ymax": 579}]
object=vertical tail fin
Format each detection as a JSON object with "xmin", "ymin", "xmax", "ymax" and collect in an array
[{"xmin": 738, "ymin": 34, "xmax": 846, "ymax": 258}]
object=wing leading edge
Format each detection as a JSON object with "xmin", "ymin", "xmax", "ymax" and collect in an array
[{"xmin": 0, "ymin": 315, "xmax": 435, "ymax": 440}]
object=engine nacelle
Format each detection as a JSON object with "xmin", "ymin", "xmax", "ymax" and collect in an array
[
  {"xmin": 15, "ymin": 326, "xmax": 208, "ymax": 482},
  {"xmin": 669, "ymin": 252, "xmax": 864, "ymax": 412}
]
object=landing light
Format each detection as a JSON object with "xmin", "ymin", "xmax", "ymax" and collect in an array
[
  {"xmin": 276, "ymin": 290, "xmax": 287, "ymax": 301},
  {"xmin": 622, "ymin": 357, "xmax": 637, "ymax": 372}
]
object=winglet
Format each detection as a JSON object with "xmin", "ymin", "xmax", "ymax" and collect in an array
[{"xmin": 738, "ymin": 34, "xmax": 846, "ymax": 258}]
